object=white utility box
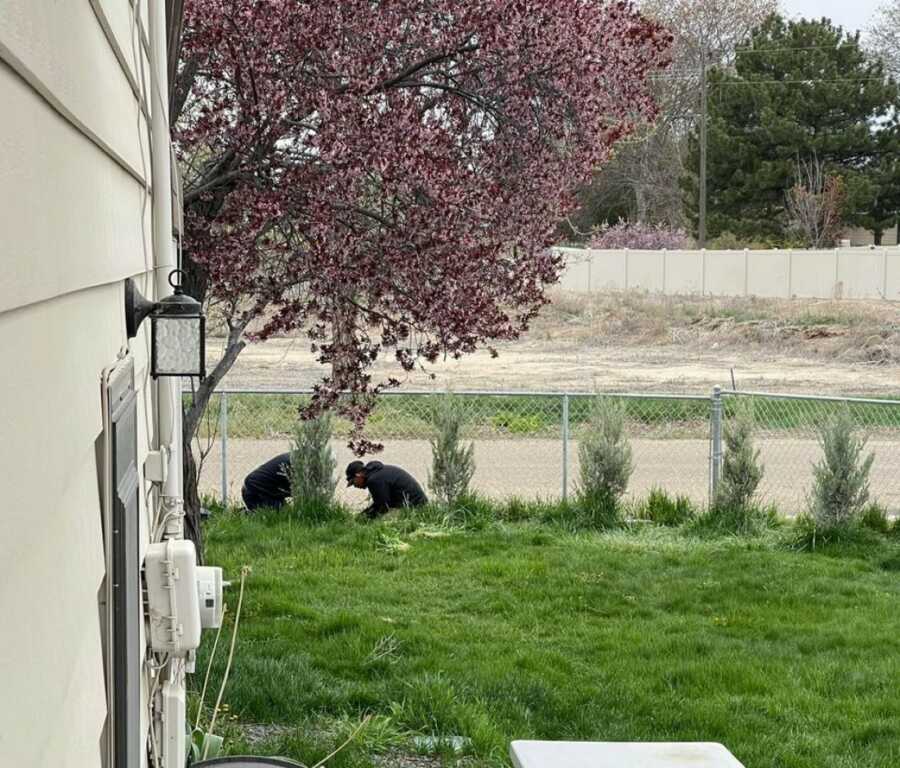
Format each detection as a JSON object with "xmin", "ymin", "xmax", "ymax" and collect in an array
[
  {"xmin": 161, "ymin": 679, "xmax": 187, "ymax": 766},
  {"xmin": 145, "ymin": 539, "xmax": 202, "ymax": 655},
  {"xmin": 196, "ymin": 565, "xmax": 225, "ymax": 629},
  {"xmin": 510, "ymin": 741, "xmax": 745, "ymax": 768}
]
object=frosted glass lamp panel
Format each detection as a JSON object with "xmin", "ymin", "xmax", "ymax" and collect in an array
[{"xmin": 155, "ymin": 317, "xmax": 201, "ymax": 374}]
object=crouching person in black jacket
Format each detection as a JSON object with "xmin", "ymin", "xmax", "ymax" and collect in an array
[
  {"xmin": 346, "ymin": 460, "xmax": 428, "ymax": 519},
  {"xmin": 241, "ymin": 452, "xmax": 292, "ymax": 511}
]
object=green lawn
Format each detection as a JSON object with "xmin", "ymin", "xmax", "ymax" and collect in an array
[{"xmin": 195, "ymin": 512, "xmax": 900, "ymax": 767}]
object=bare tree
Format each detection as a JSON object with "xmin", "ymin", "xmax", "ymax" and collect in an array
[
  {"xmin": 576, "ymin": 0, "xmax": 781, "ymax": 229},
  {"xmin": 868, "ymin": 0, "xmax": 900, "ymax": 80},
  {"xmin": 785, "ymin": 156, "xmax": 846, "ymax": 248}
]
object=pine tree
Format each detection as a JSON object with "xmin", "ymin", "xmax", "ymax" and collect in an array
[{"xmin": 685, "ymin": 15, "xmax": 900, "ymax": 241}]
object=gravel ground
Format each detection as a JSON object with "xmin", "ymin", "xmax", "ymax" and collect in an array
[{"xmin": 195, "ymin": 436, "xmax": 900, "ymax": 514}]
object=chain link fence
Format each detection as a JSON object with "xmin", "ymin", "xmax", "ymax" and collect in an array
[
  {"xmin": 186, "ymin": 388, "xmax": 900, "ymax": 514},
  {"xmin": 718, "ymin": 390, "xmax": 900, "ymax": 514}
]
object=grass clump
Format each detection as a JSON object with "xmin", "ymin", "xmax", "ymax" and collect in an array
[
  {"xmin": 428, "ymin": 395, "xmax": 475, "ymax": 508},
  {"xmin": 638, "ymin": 488, "xmax": 696, "ymax": 527},
  {"xmin": 399, "ymin": 494, "xmax": 496, "ymax": 532},
  {"xmin": 861, "ymin": 502, "xmax": 892, "ymax": 535},
  {"xmin": 575, "ymin": 398, "xmax": 633, "ymax": 529},
  {"xmin": 289, "ymin": 412, "xmax": 339, "ymax": 522}
]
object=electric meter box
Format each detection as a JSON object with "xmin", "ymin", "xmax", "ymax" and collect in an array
[
  {"xmin": 196, "ymin": 566, "xmax": 225, "ymax": 629},
  {"xmin": 145, "ymin": 539, "xmax": 202, "ymax": 655}
]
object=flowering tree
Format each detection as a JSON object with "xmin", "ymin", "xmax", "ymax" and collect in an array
[
  {"xmin": 590, "ymin": 219, "xmax": 689, "ymax": 249},
  {"xmin": 173, "ymin": 0, "xmax": 670, "ymax": 530}
]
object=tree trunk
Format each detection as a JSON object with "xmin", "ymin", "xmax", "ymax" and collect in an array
[
  {"xmin": 634, "ymin": 183, "xmax": 649, "ymax": 223},
  {"xmin": 182, "ymin": 428, "xmax": 204, "ymax": 564},
  {"xmin": 181, "ymin": 318, "xmax": 248, "ymax": 560},
  {"xmin": 331, "ymin": 295, "xmax": 358, "ymax": 388}
]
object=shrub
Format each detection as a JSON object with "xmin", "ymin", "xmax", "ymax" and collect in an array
[
  {"xmin": 590, "ymin": 219, "xmax": 689, "ymax": 250},
  {"xmin": 702, "ymin": 406, "xmax": 770, "ymax": 534},
  {"xmin": 715, "ymin": 408, "xmax": 763, "ymax": 513},
  {"xmin": 639, "ymin": 488, "xmax": 695, "ymax": 526},
  {"xmin": 429, "ymin": 396, "xmax": 476, "ymax": 507},
  {"xmin": 707, "ymin": 231, "xmax": 742, "ymax": 250},
  {"xmin": 576, "ymin": 399, "xmax": 633, "ymax": 528},
  {"xmin": 810, "ymin": 408, "xmax": 874, "ymax": 530},
  {"xmin": 289, "ymin": 413, "xmax": 337, "ymax": 517}
]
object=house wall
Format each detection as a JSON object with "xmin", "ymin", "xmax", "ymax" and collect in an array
[
  {"xmin": 556, "ymin": 246, "xmax": 900, "ymax": 301},
  {"xmin": 0, "ymin": 3, "xmax": 156, "ymax": 766}
]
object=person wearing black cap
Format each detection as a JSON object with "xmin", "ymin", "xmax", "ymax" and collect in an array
[{"xmin": 346, "ymin": 460, "xmax": 428, "ymax": 518}]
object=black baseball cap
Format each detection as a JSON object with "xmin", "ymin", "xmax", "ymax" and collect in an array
[{"xmin": 346, "ymin": 461, "xmax": 365, "ymax": 486}]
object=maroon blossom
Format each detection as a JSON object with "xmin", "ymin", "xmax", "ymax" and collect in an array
[{"xmin": 175, "ymin": 0, "xmax": 672, "ymax": 454}]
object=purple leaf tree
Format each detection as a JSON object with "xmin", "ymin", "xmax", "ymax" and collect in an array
[{"xmin": 173, "ymin": 0, "xmax": 671, "ymax": 534}]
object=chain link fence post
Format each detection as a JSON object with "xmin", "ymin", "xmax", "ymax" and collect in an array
[
  {"xmin": 561, "ymin": 393, "xmax": 570, "ymax": 501},
  {"xmin": 220, "ymin": 391, "xmax": 228, "ymax": 502},
  {"xmin": 710, "ymin": 385, "xmax": 723, "ymax": 502}
]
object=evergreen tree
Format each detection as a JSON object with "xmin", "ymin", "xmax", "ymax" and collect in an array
[{"xmin": 685, "ymin": 16, "xmax": 900, "ymax": 241}]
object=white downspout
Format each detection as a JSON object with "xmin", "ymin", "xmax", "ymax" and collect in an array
[
  {"xmin": 148, "ymin": 0, "xmax": 183, "ymax": 536},
  {"xmin": 149, "ymin": 3, "xmax": 188, "ymax": 768}
]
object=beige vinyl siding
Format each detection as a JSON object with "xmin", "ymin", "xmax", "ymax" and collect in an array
[
  {"xmin": 0, "ymin": 0, "xmax": 150, "ymax": 178},
  {"xmin": 0, "ymin": 3, "xmax": 159, "ymax": 767},
  {"xmin": 0, "ymin": 63, "xmax": 152, "ymax": 313},
  {"xmin": 0, "ymin": 281, "xmax": 155, "ymax": 767}
]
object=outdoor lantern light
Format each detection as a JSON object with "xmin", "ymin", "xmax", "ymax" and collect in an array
[{"xmin": 125, "ymin": 270, "xmax": 206, "ymax": 380}]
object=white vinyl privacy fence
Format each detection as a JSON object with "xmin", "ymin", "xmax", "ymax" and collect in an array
[
  {"xmin": 188, "ymin": 388, "xmax": 900, "ymax": 514},
  {"xmin": 555, "ymin": 246, "xmax": 900, "ymax": 301}
]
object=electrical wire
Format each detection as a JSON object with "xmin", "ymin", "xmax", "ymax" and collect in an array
[
  {"xmin": 652, "ymin": 73, "xmax": 890, "ymax": 85},
  {"xmin": 202, "ymin": 567, "xmax": 250, "ymax": 761}
]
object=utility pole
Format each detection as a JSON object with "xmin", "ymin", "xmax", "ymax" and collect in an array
[{"xmin": 699, "ymin": 47, "xmax": 708, "ymax": 249}]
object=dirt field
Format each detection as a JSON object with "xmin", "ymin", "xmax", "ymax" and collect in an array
[{"xmin": 212, "ymin": 293, "xmax": 900, "ymax": 396}]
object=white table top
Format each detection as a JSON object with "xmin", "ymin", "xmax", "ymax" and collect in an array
[{"xmin": 510, "ymin": 741, "xmax": 746, "ymax": 768}]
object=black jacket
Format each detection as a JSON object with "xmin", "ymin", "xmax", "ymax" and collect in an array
[
  {"xmin": 242, "ymin": 452, "xmax": 292, "ymax": 510},
  {"xmin": 362, "ymin": 461, "xmax": 428, "ymax": 517}
]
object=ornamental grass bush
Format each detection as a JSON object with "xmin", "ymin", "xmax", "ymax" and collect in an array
[
  {"xmin": 810, "ymin": 407, "xmax": 874, "ymax": 530},
  {"xmin": 289, "ymin": 413, "xmax": 338, "ymax": 521},
  {"xmin": 575, "ymin": 398, "xmax": 633, "ymax": 529},
  {"xmin": 428, "ymin": 395, "xmax": 476, "ymax": 508},
  {"xmin": 703, "ymin": 405, "xmax": 771, "ymax": 535}
]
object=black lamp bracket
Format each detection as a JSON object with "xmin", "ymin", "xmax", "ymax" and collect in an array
[{"xmin": 125, "ymin": 278, "xmax": 160, "ymax": 339}]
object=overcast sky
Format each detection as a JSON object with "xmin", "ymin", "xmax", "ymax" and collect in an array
[{"xmin": 781, "ymin": 0, "xmax": 883, "ymax": 35}]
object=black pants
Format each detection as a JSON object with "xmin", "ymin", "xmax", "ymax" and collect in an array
[{"xmin": 241, "ymin": 484, "xmax": 290, "ymax": 511}]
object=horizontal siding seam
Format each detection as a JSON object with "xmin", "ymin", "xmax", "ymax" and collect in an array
[
  {"xmin": 88, "ymin": 0, "xmax": 151, "ymax": 123},
  {"xmin": 0, "ymin": 268, "xmax": 154, "ymax": 319},
  {"xmin": 0, "ymin": 41, "xmax": 151, "ymax": 191}
]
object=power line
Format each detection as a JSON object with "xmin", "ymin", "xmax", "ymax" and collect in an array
[
  {"xmin": 651, "ymin": 74, "xmax": 890, "ymax": 86},
  {"xmin": 714, "ymin": 77, "xmax": 892, "ymax": 86},
  {"xmin": 732, "ymin": 44, "xmax": 868, "ymax": 54}
]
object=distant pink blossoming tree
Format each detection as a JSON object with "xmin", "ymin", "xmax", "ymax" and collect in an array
[
  {"xmin": 173, "ymin": 0, "xmax": 671, "ymax": 532},
  {"xmin": 590, "ymin": 219, "xmax": 689, "ymax": 249}
]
